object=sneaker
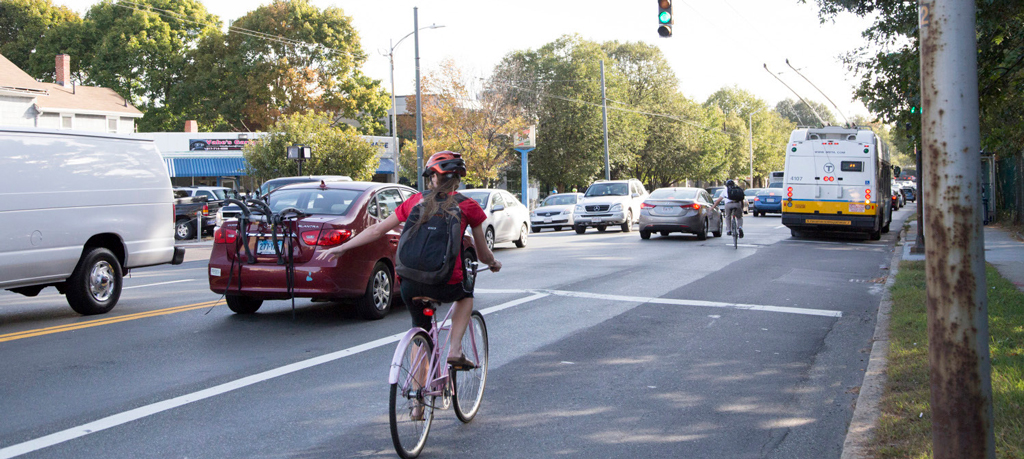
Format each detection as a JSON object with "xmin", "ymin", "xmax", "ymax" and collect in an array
[
  {"xmin": 738, "ymin": 228, "xmax": 744, "ymax": 238},
  {"xmin": 726, "ymin": 231, "xmax": 732, "ymax": 236}
]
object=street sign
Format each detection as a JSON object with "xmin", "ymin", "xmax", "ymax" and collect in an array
[{"xmin": 514, "ymin": 125, "xmax": 536, "ymax": 150}]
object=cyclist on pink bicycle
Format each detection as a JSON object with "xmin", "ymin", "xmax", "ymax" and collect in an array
[{"xmin": 316, "ymin": 151, "xmax": 500, "ymax": 368}]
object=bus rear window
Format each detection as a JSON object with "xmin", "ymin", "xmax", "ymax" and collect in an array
[{"xmin": 841, "ymin": 161, "xmax": 864, "ymax": 172}]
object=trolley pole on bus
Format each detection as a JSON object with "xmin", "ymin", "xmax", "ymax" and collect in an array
[{"xmin": 919, "ymin": 0, "xmax": 993, "ymax": 456}]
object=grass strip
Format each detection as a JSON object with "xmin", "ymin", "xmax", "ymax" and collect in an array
[{"xmin": 871, "ymin": 261, "xmax": 1024, "ymax": 458}]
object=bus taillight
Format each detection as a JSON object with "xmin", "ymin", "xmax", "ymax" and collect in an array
[
  {"xmin": 787, "ymin": 187, "xmax": 793, "ymax": 198},
  {"xmin": 865, "ymin": 188, "xmax": 871, "ymax": 203}
]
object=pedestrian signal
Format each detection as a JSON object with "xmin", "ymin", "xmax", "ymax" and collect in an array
[{"xmin": 658, "ymin": 0, "xmax": 673, "ymax": 37}]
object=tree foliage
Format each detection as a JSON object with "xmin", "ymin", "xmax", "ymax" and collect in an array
[
  {"xmin": 415, "ymin": 58, "xmax": 528, "ymax": 188},
  {"xmin": 0, "ymin": 0, "xmax": 83, "ymax": 80},
  {"xmin": 774, "ymin": 98, "xmax": 837, "ymax": 127},
  {"xmin": 243, "ymin": 111, "xmax": 378, "ymax": 185},
  {"xmin": 803, "ymin": 0, "xmax": 1024, "ymax": 155},
  {"xmin": 704, "ymin": 87, "xmax": 795, "ymax": 186}
]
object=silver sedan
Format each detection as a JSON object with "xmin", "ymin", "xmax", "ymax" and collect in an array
[{"xmin": 638, "ymin": 187, "xmax": 723, "ymax": 240}]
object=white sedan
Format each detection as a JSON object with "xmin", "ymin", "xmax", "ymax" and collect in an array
[
  {"xmin": 531, "ymin": 193, "xmax": 584, "ymax": 232},
  {"xmin": 459, "ymin": 188, "xmax": 531, "ymax": 250}
]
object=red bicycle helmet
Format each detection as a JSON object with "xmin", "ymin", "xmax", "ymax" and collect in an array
[{"xmin": 422, "ymin": 151, "xmax": 467, "ymax": 177}]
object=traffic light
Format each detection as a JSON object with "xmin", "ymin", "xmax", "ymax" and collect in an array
[
  {"xmin": 909, "ymin": 106, "xmax": 919, "ymax": 114},
  {"xmin": 657, "ymin": 0, "xmax": 673, "ymax": 37}
]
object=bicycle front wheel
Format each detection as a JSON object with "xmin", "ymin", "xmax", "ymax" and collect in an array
[
  {"xmin": 390, "ymin": 331, "xmax": 434, "ymax": 458},
  {"xmin": 452, "ymin": 311, "xmax": 489, "ymax": 422}
]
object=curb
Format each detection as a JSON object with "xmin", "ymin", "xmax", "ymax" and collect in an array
[{"xmin": 840, "ymin": 226, "xmax": 904, "ymax": 458}]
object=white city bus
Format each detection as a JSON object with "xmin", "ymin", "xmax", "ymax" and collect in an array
[
  {"xmin": 769, "ymin": 170, "xmax": 784, "ymax": 185},
  {"xmin": 781, "ymin": 126, "xmax": 893, "ymax": 240}
]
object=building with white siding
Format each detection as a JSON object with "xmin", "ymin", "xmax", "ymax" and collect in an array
[{"xmin": 0, "ymin": 54, "xmax": 142, "ymax": 133}]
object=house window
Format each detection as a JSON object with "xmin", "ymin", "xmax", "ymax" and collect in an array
[
  {"xmin": 107, "ymin": 118, "xmax": 118, "ymax": 133},
  {"xmin": 61, "ymin": 115, "xmax": 73, "ymax": 129}
]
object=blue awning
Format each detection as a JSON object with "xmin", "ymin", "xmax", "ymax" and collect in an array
[
  {"xmin": 375, "ymin": 158, "xmax": 396, "ymax": 174},
  {"xmin": 165, "ymin": 157, "xmax": 247, "ymax": 178}
]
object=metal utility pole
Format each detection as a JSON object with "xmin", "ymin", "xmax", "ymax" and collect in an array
[
  {"xmin": 384, "ymin": 23, "xmax": 443, "ymax": 186},
  {"xmin": 600, "ymin": 60, "xmax": 610, "ymax": 181},
  {"xmin": 919, "ymin": 0, "xmax": 993, "ymax": 457},
  {"xmin": 748, "ymin": 107, "xmax": 764, "ymax": 186},
  {"xmin": 414, "ymin": 7, "xmax": 425, "ymax": 191}
]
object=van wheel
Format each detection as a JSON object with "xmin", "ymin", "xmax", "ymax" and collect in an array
[
  {"xmin": 175, "ymin": 218, "xmax": 195, "ymax": 240},
  {"xmin": 514, "ymin": 223, "xmax": 528, "ymax": 248},
  {"xmin": 357, "ymin": 262, "xmax": 393, "ymax": 320},
  {"xmin": 66, "ymin": 247, "xmax": 122, "ymax": 315},
  {"xmin": 226, "ymin": 295, "xmax": 263, "ymax": 314},
  {"xmin": 575, "ymin": 225, "xmax": 586, "ymax": 234}
]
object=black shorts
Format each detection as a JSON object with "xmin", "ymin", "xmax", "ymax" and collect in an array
[{"xmin": 400, "ymin": 279, "xmax": 473, "ymax": 332}]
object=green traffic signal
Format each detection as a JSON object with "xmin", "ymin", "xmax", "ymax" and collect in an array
[
  {"xmin": 659, "ymin": 11, "xmax": 672, "ymax": 24},
  {"xmin": 910, "ymin": 106, "xmax": 918, "ymax": 114}
]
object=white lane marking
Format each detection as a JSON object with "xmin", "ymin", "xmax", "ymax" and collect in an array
[
  {"xmin": 0, "ymin": 294, "xmax": 548, "ymax": 458},
  {"xmin": 477, "ymin": 288, "xmax": 842, "ymax": 318},
  {"xmin": 122, "ymin": 279, "xmax": 195, "ymax": 290},
  {"xmin": 774, "ymin": 225, "xmax": 787, "ymax": 229}
]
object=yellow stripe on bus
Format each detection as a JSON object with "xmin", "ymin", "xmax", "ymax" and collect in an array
[{"xmin": 782, "ymin": 200, "xmax": 877, "ymax": 215}]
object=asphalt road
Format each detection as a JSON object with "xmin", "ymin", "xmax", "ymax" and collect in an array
[{"xmin": 0, "ymin": 208, "xmax": 912, "ymax": 458}]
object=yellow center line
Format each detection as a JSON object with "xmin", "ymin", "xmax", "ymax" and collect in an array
[{"xmin": 0, "ymin": 300, "xmax": 226, "ymax": 343}]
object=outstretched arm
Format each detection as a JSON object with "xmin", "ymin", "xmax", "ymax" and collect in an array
[{"xmin": 315, "ymin": 212, "xmax": 401, "ymax": 261}]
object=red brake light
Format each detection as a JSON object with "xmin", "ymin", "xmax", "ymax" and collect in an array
[
  {"xmin": 423, "ymin": 308, "xmax": 434, "ymax": 317},
  {"xmin": 214, "ymin": 227, "xmax": 237, "ymax": 244},
  {"xmin": 202, "ymin": 203, "xmax": 209, "ymax": 216},
  {"xmin": 688, "ymin": 203, "xmax": 701, "ymax": 210},
  {"xmin": 641, "ymin": 202, "xmax": 655, "ymax": 209},
  {"xmin": 787, "ymin": 187, "xmax": 793, "ymax": 198},
  {"xmin": 754, "ymin": 197, "xmax": 760, "ymax": 202},
  {"xmin": 307, "ymin": 229, "xmax": 353, "ymax": 246}
]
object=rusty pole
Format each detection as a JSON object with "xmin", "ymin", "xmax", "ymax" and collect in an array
[{"xmin": 919, "ymin": 0, "xmax": 994, "ymax": 457}]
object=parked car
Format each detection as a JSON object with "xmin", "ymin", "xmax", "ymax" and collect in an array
[
  {"xmin": 216, "ymin": 175, "xmax": 353, "ymax": 228},
  {"xmin": 174, "ymin": 186, "xmax": 239, "ymax": 203},
  {"xmin": 530, "ymin": 193, "xmax": 584, "ymax": 232},
  {"xmin": 573, "ymin": 179, "xmax": 650, "ymax": 234},
  {"xmin": 1, "ymin": 127, "xmax": 184, "ymax": 315},
  {"xmin": 638, "ymin": 187, "xmax": 723, "ymax": 240},
  {"xmin": 208, "ymin": 181, "xmax": 427, "ymax": 320},
  {"xmin": 900, "ymin": 185, "xmax": 917, "ymax": 203},
  {"xmin": 752, "ymin": 183, "xmax": 785, "ymax": 216},
  {"xmin": 173, "ymin": 190, "xmax": 215, "ymax": 240},
  {"xmin": 743, "ymin": 188, "xmax": 763, "ymax": 214},
  {"xmin": 459, "ymin": 188, "xmax": 531, "ymax": 249}
]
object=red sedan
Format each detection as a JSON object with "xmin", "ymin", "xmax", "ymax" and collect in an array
[{"xmin": 208, "ymin": 181, "xmax": 477, "ymax": 320}]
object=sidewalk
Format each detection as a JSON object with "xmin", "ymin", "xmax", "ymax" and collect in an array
[
  {"xmin": 903, "ymin": 219, "xmax": 1024, "ymax": 292},
  {"xmin": 843, "ymin": 219, "xmax": 1024, "ymax": 458}
]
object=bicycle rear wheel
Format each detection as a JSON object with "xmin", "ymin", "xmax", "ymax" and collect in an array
[
  {"xmin": 452, "ymin": 311, "xmax": 488, "ymax": 423},
  {"xmin": 732, "ymin": 216, "xmax": 738, "ymax": 248},
  {"xmin": 390, "ymin": 331, "xmax": 434, "ymax": 458}
]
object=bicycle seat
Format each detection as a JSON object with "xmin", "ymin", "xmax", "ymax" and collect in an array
[{"xmin": 411, "ymin": 296, "xmax": 442, "ymax": 308}]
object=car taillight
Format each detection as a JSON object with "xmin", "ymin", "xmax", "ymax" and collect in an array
[
  {"xmin": 641, "ymin": 202, "xmax": 655, "ymax": 209},
  {"xmin": 304, "ymin": 229, "xmax": 353, "ymax": 246},
  {"xmin": 687, "ymin": 203, "xmax": 701, "ymax": 210},
  {"xmin": 202, "ymin": 203, "xmax": 209, "ymax": 216},
  {"xmin": 754, "ymin": 197, "xmax": 760, "ymax": 202},
  {"xmin": 214, "ymin": 226, "xmax": 237, "ymax": 244}
]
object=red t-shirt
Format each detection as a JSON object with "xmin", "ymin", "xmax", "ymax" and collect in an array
[{"xmin": 395, "ymin": 192, "xmax": 487, "ymax": 284}]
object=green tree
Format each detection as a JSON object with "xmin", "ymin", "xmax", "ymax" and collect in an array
[
  {"xmin": 211, "ymin": 0, "xmax": 389, "ymax": 133},
  {"xmin": 78, "ymin": 0, "xmax": 220, "ymax": 131},
  {"xmin": 774, "ymin": 98, "xmax": 837, "ymax": 127},
  {"xmin": 243, "ymin": 111, "xmax": 379, "ymax": 185},
  {"xmin": 0, "ymin": 0, "xmax": 83, "ymax": 80},
  {"xmin": 704, "ymin": 87, "xmax": 793, "ymax": 186},
  {"xmin": 491, "ymin": 35, "xmax": 646, "ymax": 190}
]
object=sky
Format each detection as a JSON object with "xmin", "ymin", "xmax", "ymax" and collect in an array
[{"xmin": 54, "ymin": 0, "xmax": 879, "ymax": 122}]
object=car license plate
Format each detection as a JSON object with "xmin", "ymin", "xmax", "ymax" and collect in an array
[
  {"xmin": 592, "ymin": 218, "xmax": 602, "ymax": 223},
  {"xmin": 849, "ymin": 204, "xmax": 866, "ymax": 213},
  {"xmin": 767, "ymin": 197, "xmax": 778, "ymax": 203},
  {"xmin": 257, "ymin": 239, "xmax": 284, "ymax": 255},
  {"xmin": 544, "ymin": 218, "xmax": 552, "ymax": 223}
]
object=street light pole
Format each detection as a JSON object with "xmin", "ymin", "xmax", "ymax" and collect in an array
[
  {"xmin": 749, "ymin": 107, "xmax": 764, "ymax": 187},
  {"xmin": 384, "ymin": 22, "xmax": 444, "ymax": 186},
  {"xmin": 414, "ymin": 7, "xmax": 424, "ymax": 191}
]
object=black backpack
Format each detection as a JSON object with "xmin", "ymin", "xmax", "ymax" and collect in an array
[
  {"xmin": 727, "ymin": 185, "xmax": 744, "ymax": 201},
  {"xmin": 395, "ymin": 193, "xmax": 468, "ymax": 285}
]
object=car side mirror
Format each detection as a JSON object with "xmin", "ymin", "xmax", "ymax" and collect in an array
[{"xmin": 491, "ymin": 204, "xmax": 505, "ymax": 212}]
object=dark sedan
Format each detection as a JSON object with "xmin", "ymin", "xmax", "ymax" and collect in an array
[
  {"xmin": 638, "ymin": 187, "xmax": 723, "ymax": 240},
  {"xmin": 208, "ymin": 181, "xmax": 475, "ymax": 320}
]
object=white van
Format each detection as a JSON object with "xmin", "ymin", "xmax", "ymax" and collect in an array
[{"xmin": 0, "ymin": 127, "xmax": 184, "ymax": 315}]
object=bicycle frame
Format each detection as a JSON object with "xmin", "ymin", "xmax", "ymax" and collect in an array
[{"xmin": 388, "ymin": 301, "xmax": 481, "ymax": 396}]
